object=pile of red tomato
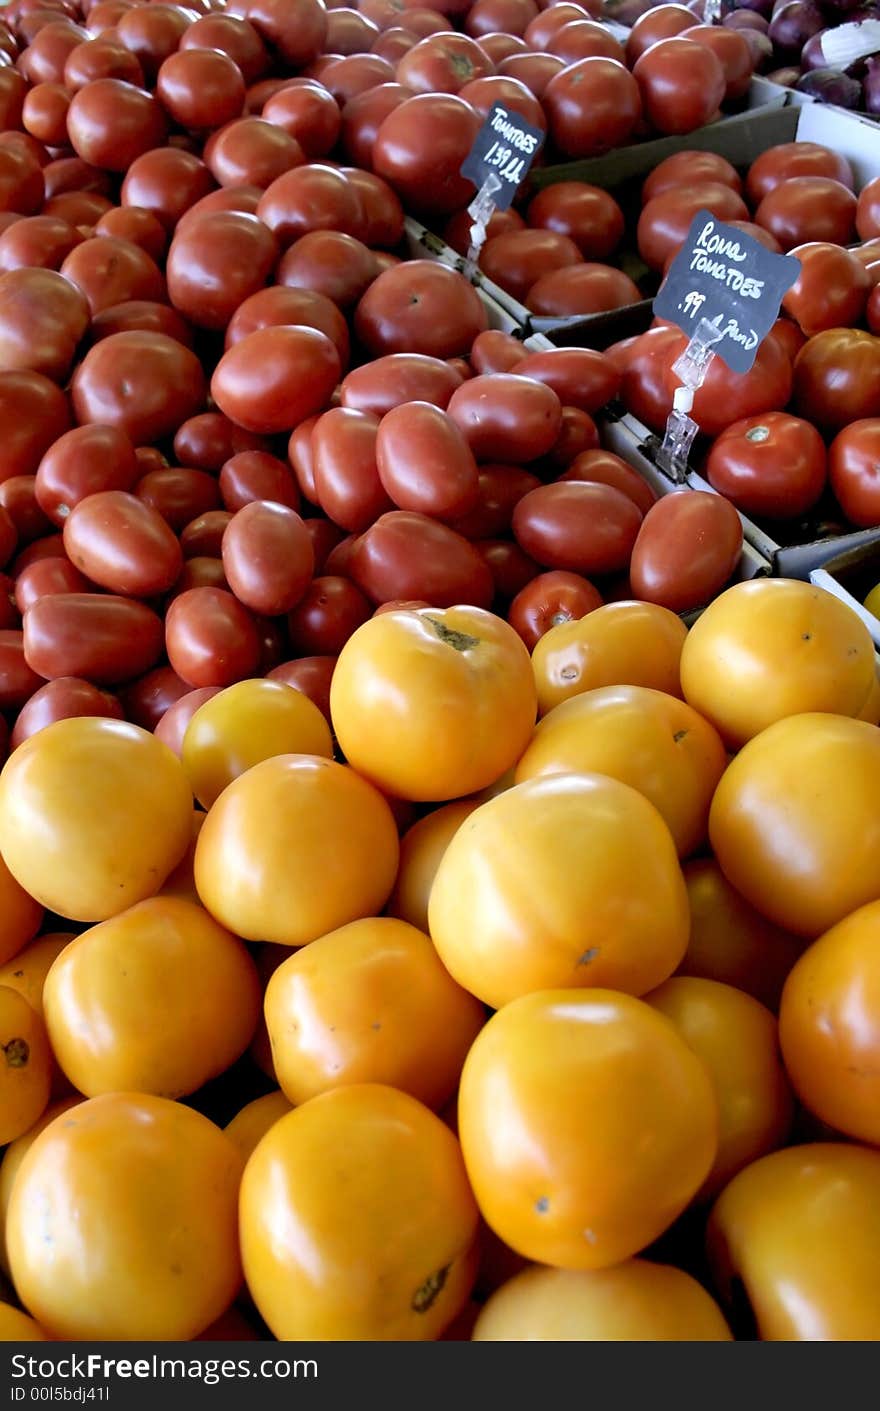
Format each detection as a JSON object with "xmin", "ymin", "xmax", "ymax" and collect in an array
[{"xmin": 0, "ymin": 0, "xmax": 878, "ymax": 1351}]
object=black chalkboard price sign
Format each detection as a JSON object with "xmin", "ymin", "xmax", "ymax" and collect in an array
[
  {"xmin": 459, "ymin": 103, "xmax": 545, "ymax": 212},
  {"xmin": 653, "ymin": 209, "xmax": 802, "ymax": 375}
]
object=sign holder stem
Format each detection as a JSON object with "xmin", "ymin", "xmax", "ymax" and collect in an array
[
  {"xmin": 656, "ymin": 317, "xmax": 725, "ymax": 481},
  {"xmin": 465, "ymin": 172, "xmax": 502, "ymax": 265}
]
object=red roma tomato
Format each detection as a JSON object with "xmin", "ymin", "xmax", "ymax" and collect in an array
[
  {"xmin": 256, "ymin": 163, "xmax": 361, "ymax": 248},
  {"xmin": 792, "ymin": 330, "xmax": 880, "ymax": 433},
  {"xmin": 267, "ymin": 655, "xmax": 335, "ymax": 724},
  {"xmin": 155, "ymin": 49, "xmax": 246, "ymax": 133},
  {"xmin": 203, "ymin": 116, "xmax": 304, "ymax": 190},
  {"xmin": 664, "ymin": 329, "xmax": 793, "ymax": 438},
  {"xmin": 134, "ymin": 469, "xmax": 220, "ymax": 533},
  {"xmin": 218, "ymin": 451, "xmax": 298, "ymax": 512},
  {"xmin": 539, "ymin": 404, "xmax": 601, "ymax": 472},
  {"xmin": 35, "ymin": 425, "xmax": 136, "ymax": 526},
  {"xmin": 11, "ymin": 676, "xmax": 122, "ymax": 748},
  {"xmin": 225, "ymin": 284, "xmax": 349, "ymax": 369},
  {"xmin": 829, "ymin": 420, "xmax": 880, "ymax": 528},
  {"xmin": 559, "ymin": 449, "xmax": 657, "ymax": 518},
  {"xmin": 169, "ymin": 559, "xmax": 228, "ymax": 598},
  {"xmin": 525, "ymin": 3, "xmax": 596, "ymax": 49},
  {"xmin": 59, "ymin": 236, "xmax": 164, "ymax": 317},
  {"xmin": 496, "ymin": 51, "xmax": 564, "ymax": 95},
  {"xmin": 154, "ymin": 686, "xmax": 222, "ymax": 756},
  {"xmin": 782, "ymin": 242, "xmax": 870, "ymax": 336},
  {"xmin": 542, "ymin": 57, "xmax": 641, "ymax": 158},
  {"xmin": 372, "ymin": 93, "xmax": 480, "ymax": 217},
  {"xmin": 338, "ymin": 81, "xmax": 413, "ymax": 170},
  {"xmin": 755, "ymin": 177, "xmax": 857, "ymax": 252},
  {"xmin": 71, "ymin": 331, "xmax": 206, "ymax": 446},
  {"xmin": 262, "ymin": 81, "xmax": 341, "ymax": 159},
  {"xmin": 62, "ymin": 490, "xmax": 182, "ymax": 597},
  {"xmin": 746, "ymin": 141, "xmax": 854, "ymax": 206},
  {"xmin": 482, "ymin": 228, "xmax": 582, "ymax": 301},
  {"xmin": 340, "ymin": 353, "xmax": 463, "ymax": 416},
  {"xmin": 0, "ymin": 267, "xmax": 89, "ymax": 383},
  {"xmin": 210, "ymin": 326, "xmax": 340, "ymax": 436},
  {"xmin": 179, "ymin": 512, "xmax": 232, "ymax": 561},
  {"xmin": 288, "ymin": 416, "xmax": 319, "ymax": 505},
  {"xmin": 66, "ymin": 78, "xmax": 166, "ymax": 172},
  {"xmin": 0, "ymin": 630, "xmax": 45, "ymax": 708},
  {"xmin": 547, "ymin": 19, "xmax": 624, "ymax": 63},
  {"xmin": 302, "ymin": 519, "xmax": 344, "ymax": 574},
  {"xmin": 0, "ymin": 509, "xmax": 15, "ymax": 573},
  {"xmin": 0, "ymin": 68, "xmax": 25, "ymax": 130},
  {"xmin": 526, "ymin": 181, "xmax": 623, "ymax": 260},
  {"xmin": 179, "ymin": 14, "xmax": 269, "ymax": 84},
  {"xmin": 120, "ymin": 148, "xmax": 216, "ymax": 233},
  {"xmin": 166, "ymin": 212, "xmax": 276, "ymax": 332},
  {"xmin": 526, "ymin": 263, "xmax": 642, "ymax": 317},
  {"xmin": 0, "ymin": 372, "xmax": 70, "ymax": 486},
  {"xmin": 625, "ymin": 3, "xmax": 694, "ymax": 63},
  {"xmin": 221, "ymin": 502, "xmax": 313, "ymax": 616},
  {"xmin": 175, "ymin": 184, "xmax": 262, "ymax": 231},
  {"xmin": 22, "ymin": 87, "xmax": 70, "ymax": 152},
  {"xmin": 173, "ymin": 416, "xmax": 267, "ymax": 474},
  {"xmin": 120, "ymin": 663, "xmax": 190, "ymax": 732},
  {"xmin": 633, "ymin": 38, "xmax": 724, "ymax": 136},
  {"xmin": 477, "ymin": 540, "xmax": 539, "ymax": 600},
  {"xmin": 0, "ymin": 477, "xmax": 51, "ymax": 546},
  {"xmin": 376, "ymin": 402, "xmax": 479, "ymax": 519},
  {"xmin": 288, "ymin": 575, "xmax": 372, "ymax": 655},
  {"xmin": 466, "ymin": 0, "xmax": 537, "ymax": 37},
  {"xmin": 226, "ymin": 0, "xmax": 329, "ymax": 69},
  {"xmin": 320, "ymin": 54, "xmax": 396, "ymax": 107},
  {"xmin": 340, "ymin": 167, "xmax": 404, "ymax": 249},
  {"xmin": 114, "ymin": 4, "xmax": 190, "ymax": 80},
  {"xmin": 469, "ymin": 329, "xmax": 526, "ymax": 377},
  {"xmin": 94, "ymin": 209, "xmax": 167, "ymax": 265},
  {"xmin": 0, "ymin": 147, "xmax": 43, "ymax": 217},
  {"xmin": 311, "ymin": 407, "xmax": 390, "ymax": 533},
  {"xmin": 165, "ymin": 587, "xmax": 259, "ymax": 689},
  {"xmin": 396, "ymin": 32, "xmax": 492, "ymax": 94},
  {"xmin": 276, "ymin": 231, "xmax": 377, "ymax": 311},
  {"xmin": 857, "ymin": 178, "xmax": 880, "ymax": 242},
  {"xmin": 89, "ymin": 300, "xmax": 194, "ymax": 350},
  {"xmin": 616, "ymin": 328, "xmax": 682, "ymax": 431},
  {"xmin": 630, "ymin": 492, "xmax": 742, "ymax": 613},
  {"xmin": 869, "ymin": 285, "xmax": 880, "ymax": 335},
  {"xmin": 706, "ymin": 413, "xmax": 827, "ymax": 520},
  {"xmin": 508, "ymin": 569, "xmax": 602, "ymax": 649},
  {"xmin": 349, "ymin": 512, "xmax": 494, "ymax": 608},
  {"xmin": 447, "ymin": 374, "xmax": 562, "ymax": 463},
  {"xmin": 23, "ymin": 593, "xmax": 163, "ymax": 684},
  {"xmin": 513, "ymin": 480, "xmax": 643, "ymax": 575},
  {"xmin": 14, "ymin": 558, "xmax": 90, "ymax": 613},
  {"xmin": 768, "ymin": 316, "xmax": 806, "ymax": 363},
  {"xmin": 449, "ymin": 465, "xmax": 540, "ymax": 540},
  {"xmin": 326, "ymin": 7, "xmax": 380, "ymax": 52},
  {"xmin": 637, "ymin": 183, "xmax": 749, "ymax": 273},
  {"xmin": 0, "ymin": 215, "xmax": 81, "ymax": 274},
  {"xmin": 355, "ymin": 261, "xmax": 487, "ymax": 360},
  {"xmin": 680, "ymin": 24, "xmax": 753, "ymax": 101},
  {"xmin": 642, "ymin": 150, "xmax": 743, "ymax": 203}
]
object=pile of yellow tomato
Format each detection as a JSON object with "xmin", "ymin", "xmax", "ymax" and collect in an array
[{"xmin": 1, "ymin": 576, "xmax": 880, "ymax": 1342}]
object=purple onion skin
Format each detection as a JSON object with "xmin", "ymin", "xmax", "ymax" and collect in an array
[
  {"xmin": 801, "ymin": 28, "xmax": 829, "ymax": 67},
  {"xmin": 738, "ymin": 25, "xmax": 775, "ymax": 64},
  {"xmin": 865, "ymin": 55, "xmax": 880, "ymax": 113},
  {"xmin": 769, "ymin": 0, "xmax": 827, "ymax": 57},
  {"xmin": 724, "ymin": 8, "xmax": 771, "ymax": 29},
  {"xmin": 820, "ymin": 0, "xmax": 869, "ymax": 14},
  {"xmin": 795, "ymin": 66, "xmax": 863, "ymax": 104},
  {"xmin": 734, "ymin": 0, "xmax": 775, "ymax": 16},
  {"xmin": 766, "ymin": 64, "xmax": 802, "ymax": 82}
]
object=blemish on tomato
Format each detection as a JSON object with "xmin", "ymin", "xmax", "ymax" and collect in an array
[
  {"xmin": 535, "ymin": 1196, "xmax": 549, "ymax": 1213},
  {"xmin": 411, "ymin": 1264, "xmax": 449, "ymax": 1314},
  {"xmin": 3, "ymin": 1036, "xmax": 29, "ymax": 1068},
  {"xmin": 577, "ymin": 948, "xmax": 598, "ymax": 965}
]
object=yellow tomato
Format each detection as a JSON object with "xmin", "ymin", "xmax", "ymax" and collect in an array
[
  {"xmin": 515, "ymin": 685, "xmax": 726, "ymax": 857},
  {"xmin": 224, "ymin": 1090, "xmax": 293, "ymax": 1163},
  {"xmin": 7, "ymin": 1092, "xmax": 242, "ymax": 1341},
  {"xmin": 680, "ymin": 579, "xmax": 876, "ymax": 748},
  {"xmin": 472, "ymin": 1261, "xmax": 732, "ymax": 1341},
  {"xmin": 0, "ymin": 933, "xmax": 73, "ymax": 1016},
  {"xmin": 386, "ymin": 801, "xmax": 480, "ymax": 934},
  {"xmin": 0, "ymin": 853, "xmax": 42, "ymax": 967},
  {"xmin": 532, "ymin": 600, "xmax": 687, "ymax": 717},
  {"xmin": 863, "ymin": 582, "xmax": 880, "ymax": 618},
  {"xmin": 159, "ymin": 809, "xmax": 205, "ymax": 904},
  {"xmin": 194, "ymin": 755, "xmax": 399, "ymax": 945},
  {"xmin": 0, "ymin": 1301, "xmax": 47, "ymax": 1340},
  {"xmin": 240, "ymin": 1084, "xmax": 480, "ymax": 1340},
  {"xmin": 0, "ymin": 987, "xmax": 50, "ymax": 1146},
  {"xmin": 646, "ymin": 977, "xmax": 793, "ymax": 1198},
  {"xmin": 458, "ymin": 989, "xmax": 717, "ymax": 1270},
  {"xmin": 0, "ymin": 718, "xmax": 193, "ymax": 923},
  {"xmin": 707, "ymin": 1143, "xmax": 880, "ymax": 1339},
  {"xmin": 43, "ymin": 896, "xmax": 261, "ymax": 1099},
  {"xmin": 677, "ymin": 859, "xmax": 805, "ymax": 1011},
  {"xmin": 0, "ymin": 1096, "xmax": 81, "ymax": 1276},
  {"xmin": 710, "ymin": 712, "xmax": 880, "ymax": 937},
  {"xmin": 780, "ymin": 898, "xmax": 880, "ymax": 1144},
  {"xmin": 265, "ymin": 917, "xmax": 485, "ymax": 1110},
  {"xmin": 330, "ymin": 607, "xmax": 537, "ymax": 802},
  {"xmin": 249, "ymin": 942, "xmax": 298, "ymax": 1080},
  {"xmin": 428, "ymin": 773, "xmax": 689, "ymax": 1009},
  {"xmin": 857, "ymin": 668, "xmax": 880, "ymax": 723},
  {"xmin": 182, "ymin": 678, "xmax": 333, "ymax": 809}
]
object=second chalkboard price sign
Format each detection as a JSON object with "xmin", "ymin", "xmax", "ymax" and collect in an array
[{"xmin": 654, "ymin": 209, "xmax": 802, "ymax": 374}]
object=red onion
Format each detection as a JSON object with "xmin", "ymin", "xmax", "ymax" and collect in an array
[
  {"xmin": 725, "ymin": 8, "xmax": 771, "ymax": 27},
  {"xmin": 769, "ymin": 0, "xmax": 827, "ymax": 55},
  {"xmin": 734, "ymin": 0, "xmax": 775, "ymax": 16},
  {"xmin": 801, "ymin": 28, "xmax": 830, "ymax": 65},
  {"xmin": 738, "ymin": 25, "xmax": 775, "ymax": 63},
  {"xmin": 795, "ymin": 66, "xmax": 863, "ymax": 103},
  {"xmin": 766, "ymin": 63, "xmax": 802, "ymax": 81},
  {"xmin": 865, "ymin": 55, "xmax": 880, "ymax": 112}
]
